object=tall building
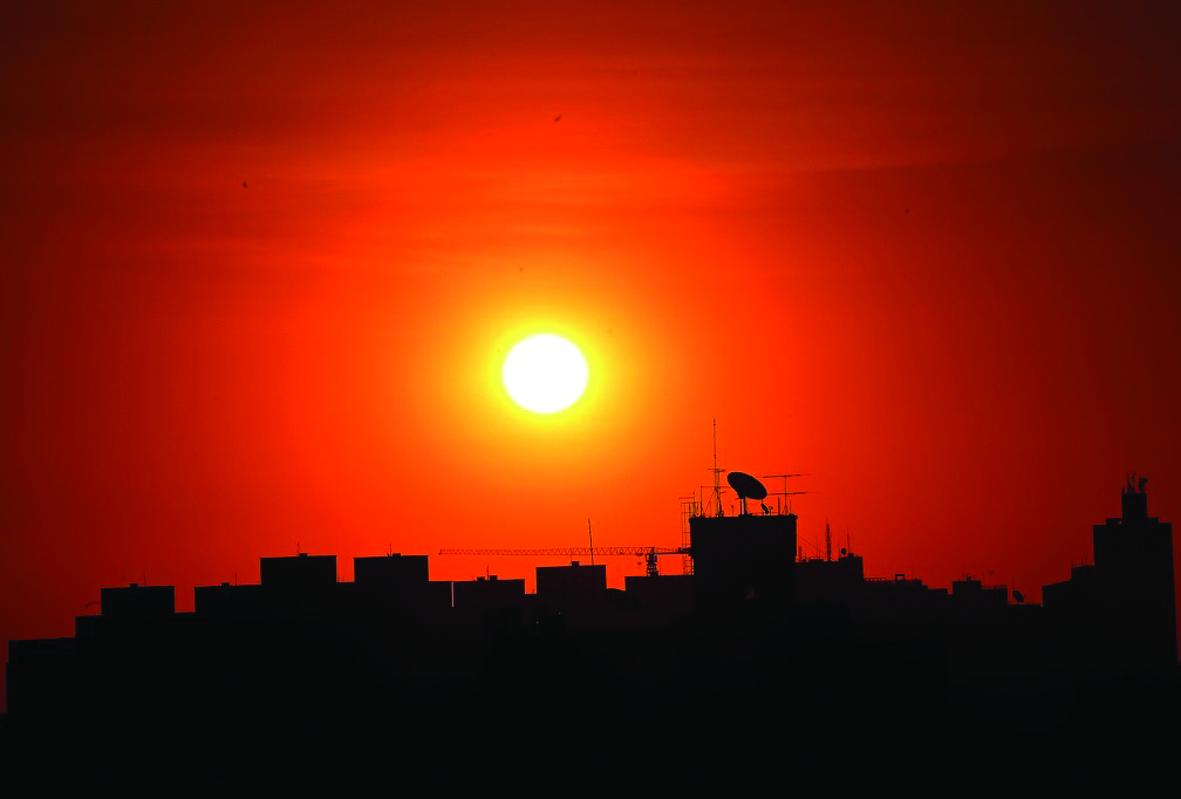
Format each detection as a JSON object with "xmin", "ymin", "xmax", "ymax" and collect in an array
[
  {"xmin": 1043, "ymin": 475, "xmax": 1177, "ymax": 667},
  {"xmin": 688, "ymin": 511, "xmax": 796, "ymax": 608},
  {"xmin": 1092, "ymin": 475, "xmax": 1177, "ymax": 665}
]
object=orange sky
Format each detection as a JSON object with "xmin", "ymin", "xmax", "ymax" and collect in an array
[{"xmin": 3, "ymin": 2, "xmax": 1181, "ymax": 703}]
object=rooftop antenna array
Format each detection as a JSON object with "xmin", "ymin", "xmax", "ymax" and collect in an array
[{"xmin": 763, "ymin": 473, "xmax": 807, "ymax": 513}]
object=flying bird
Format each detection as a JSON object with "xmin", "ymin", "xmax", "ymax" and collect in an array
[{"xmin": 553, "ymin": 114, "xmax": 562, "ymax": 123}]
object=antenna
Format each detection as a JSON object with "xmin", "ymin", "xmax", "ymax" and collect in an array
[
  {"xmin": 825, "ymin": 520, "xmax": 832, "ymax": 562},
  {"xmin": 710, "ymin": 418, "xmax": 725, "ymax": 517},
  {"xmin": 763, "ymin": 473, "xmax": 807, "ymax": 512},
  {"xmin": 587, "ymin": 517, "xmax": 595, "ymax": 566}
]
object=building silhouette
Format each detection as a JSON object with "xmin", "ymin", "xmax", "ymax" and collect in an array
[
  {"xmin": 5, "ymin": 477, "xmax": 1179, "ymax": 760},
  {"xmin": 1043, "ymin": 474, "xmax": 1177, "ymax": 669},
  {"xmin": 689, "ymin": 511, "xmax": 796, "ymax": 608}
]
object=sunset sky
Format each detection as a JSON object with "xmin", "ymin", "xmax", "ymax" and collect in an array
[{"xmin": 3, "ymin": 2, "xmax": 1180, "ymax": 702}]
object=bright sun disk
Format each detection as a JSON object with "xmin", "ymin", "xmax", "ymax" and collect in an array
[{"xmin": 502, "ymin": 333, "xmax": 589, "ymax": 414}]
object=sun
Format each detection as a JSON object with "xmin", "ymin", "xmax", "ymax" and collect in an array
[{"xmin": 502, "ymin": 333, "xmax": 589, "ymax": 414}]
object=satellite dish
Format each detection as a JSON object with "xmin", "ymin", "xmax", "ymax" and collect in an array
[
  {"xmin": 727, "ymin": 471, "xmax": 768, "ymax": 500},
  {"xmin": 727, "ymin": 471, "xmax": 767, "ymax": 515},
  {"xmin": 1013, "ymin": 589, "xmax": 1025, "ymax": 604}
]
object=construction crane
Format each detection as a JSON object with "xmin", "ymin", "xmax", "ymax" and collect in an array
[{"xmin": 438, "ymin": 547, "xmax": 688, "ymax": 578}]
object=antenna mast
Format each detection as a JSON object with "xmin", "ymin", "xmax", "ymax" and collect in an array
[
  {"xmin": 587, "ymin": 517, "xmax": 595, "ymax": 566},
  {"xmin": 825, "ymin": 520, "xmax": 832, "ymax": 562},
  {"xmin": 711, "ymin": 418, "xmax": 725, "ymax": 517}
]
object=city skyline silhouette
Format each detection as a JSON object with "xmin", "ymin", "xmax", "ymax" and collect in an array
[
  {"xmin": 3, "ymin": 0, "xmax": 1180, "ymax": 781},
  {"xmin": 7, "ymin": 475, "xmax": 1176, "ymax": 725}
]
